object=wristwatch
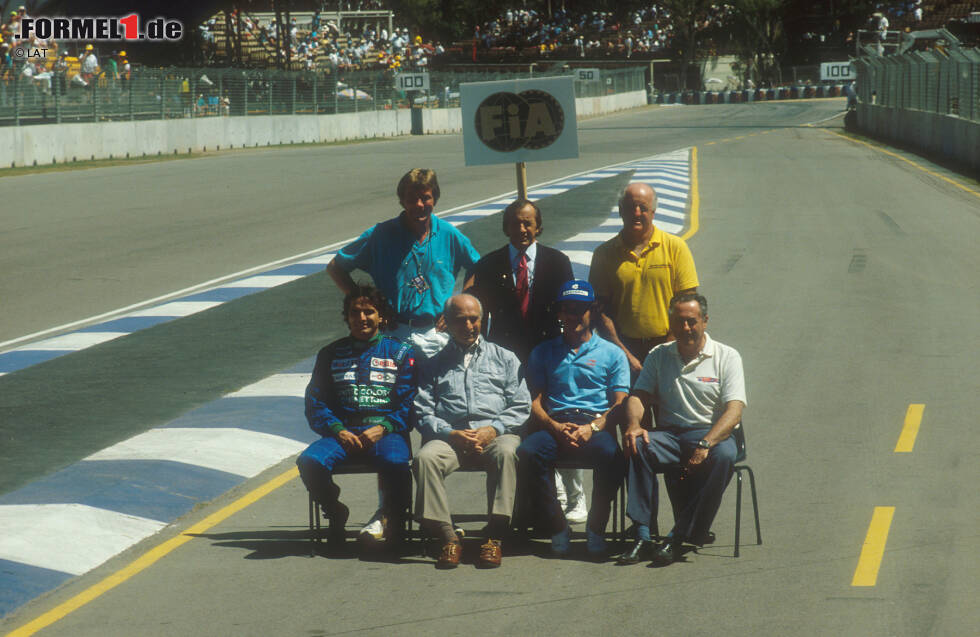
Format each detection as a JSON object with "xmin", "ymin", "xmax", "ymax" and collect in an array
[
  {"xmin": 696, "ymin": 439, "xmax": 711, "ymax": 449},
  {"xmin": 590, "ymin": 421, "xmax": 601, "ymax": 433}
]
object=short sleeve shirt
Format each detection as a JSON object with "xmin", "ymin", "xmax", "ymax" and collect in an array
[
  {"xmin": 588, "ymin": 226, "xmax": 698, "ymax": 339},
  {"xmin": 527, "ymin": 333, "xmax": 630, "ymax": 415},
  {"xmin": 334, "ymin": 214, "xmax": 480, "ymax": 322},
  {"xmin": 633, "ymin": 334, "xmax": 746, "ymax": 429}
]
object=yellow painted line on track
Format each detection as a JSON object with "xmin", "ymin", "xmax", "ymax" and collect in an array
[
  {"xmin": 851, "ymin": 506, "xmax": 895, "ymax": 587},
  {"xmin": 895, "ymin": 404, "xmax": 925, "ymax": 453},
  {"xmin": 681, "ymin": 146, "xmax": 700, "ymax": 241},
  {"xmin": 824, "ymin": 129, "xmax": 980, "ymax": 201},
  {"xmin": 5, "ymin": 467, "xmax": 300, "ymax": 637}
]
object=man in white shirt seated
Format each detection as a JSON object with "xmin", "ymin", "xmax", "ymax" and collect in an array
[{"xmin": 620, "ymin": 292, "xmax": 746, "ymax": 566}]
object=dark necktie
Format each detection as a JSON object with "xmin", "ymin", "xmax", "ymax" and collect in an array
[{"xmin": 515, "ymin": 251, "xmax": 530, "ymax": 320}]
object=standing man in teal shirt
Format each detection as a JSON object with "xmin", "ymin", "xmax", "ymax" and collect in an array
[{"xmin": 327, "ymin": 168, "xmax": 480, "ymax": 358}]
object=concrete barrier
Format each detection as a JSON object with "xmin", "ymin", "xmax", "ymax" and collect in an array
[
  {"xmin": 857, "ymin": 104, "xmax": 980, "ymax": 175},
  {"xmin": 0, "ymin": 89, "xmax": 647, "ymax": 168}
]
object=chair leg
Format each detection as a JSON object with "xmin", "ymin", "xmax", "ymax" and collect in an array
[
  {"xmin": 309, "ymin": 493, "xmax": 321, "ymax": 557},
  {"xmin": 744, "ymin": 466, "xmax": 762, "ymax": 546},
  {"xmin": 734, "ymin": 471, "xmax": 743, "ymax": 558}
]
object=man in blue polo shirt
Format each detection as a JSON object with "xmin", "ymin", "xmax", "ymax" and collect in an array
[
  {"xmin": 326, "ymin": 168, "xmax": 481, "ymax": 358},
  {"xmin": 517, "ymin": 280, "xmax": 629, "ymax": 560}
]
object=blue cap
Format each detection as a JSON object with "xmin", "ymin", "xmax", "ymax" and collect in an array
[{"xmin": 557, "ymin": 279, "xmax": 595, "ymax": 303}]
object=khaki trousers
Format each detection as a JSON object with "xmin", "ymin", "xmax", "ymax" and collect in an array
[{"xmin": 413, "ymin": 434, "xmax": 521, "ymax": 525}]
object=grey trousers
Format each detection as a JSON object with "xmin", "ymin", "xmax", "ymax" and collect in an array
[{"xmin": 413, "ymin": 434, "xmax": 521, "ymax": 525}]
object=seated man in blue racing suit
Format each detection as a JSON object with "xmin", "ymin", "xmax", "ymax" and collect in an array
[{"xmin": 297, "ymin": 284, "xmax": 417, "ymax": 550}]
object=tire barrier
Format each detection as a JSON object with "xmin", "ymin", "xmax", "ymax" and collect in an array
[{"xmin": 654, "ymin": 84, "xmax": 845, "ymax": 107}]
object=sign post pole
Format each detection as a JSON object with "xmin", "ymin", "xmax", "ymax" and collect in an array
[{"xmin": 516, "ymin": 161, "xmax": 528, "ymax": 199}]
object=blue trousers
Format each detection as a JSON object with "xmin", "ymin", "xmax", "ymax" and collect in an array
[
  {"xmin": 517, "ymin": 415, "xmax": 625, "ymax": 535},
  {"xmin": 626, "ymin": 426, "xmax": 736, "ymax": 542},
  {"xmin": 296, "ymin": 431, "xmax": 411, "ymax": 519}
]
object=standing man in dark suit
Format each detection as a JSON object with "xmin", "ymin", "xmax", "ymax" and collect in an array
[{"xmin": 468, "ymin": 199, "xmax": 573, "ymax": 363}]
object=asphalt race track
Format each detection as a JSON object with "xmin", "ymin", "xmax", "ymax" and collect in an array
[{"xmin": 1, "ymin": 99, "xmax": 979, "ymax": 637}]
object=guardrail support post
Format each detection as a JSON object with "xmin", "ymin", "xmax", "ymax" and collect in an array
[{"xmin": 313, "ymin": 74, "xmax": 318, "ymax": 114}]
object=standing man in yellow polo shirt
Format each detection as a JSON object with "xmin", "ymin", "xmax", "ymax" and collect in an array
[{"xmin": 589, "ymin": 183, "xmax": 699, "ymax": 377}]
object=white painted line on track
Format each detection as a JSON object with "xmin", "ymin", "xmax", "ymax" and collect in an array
[
  {"xmin": 225, "ymin": 373, "xmax": 309, "ymax": 398},
  {"xmin": 84, "ymin": 428, "xmax": 307, "ymax": 478},
  {"xmin": 126, "ymin": 301, "xmax": 223, "ymax": 318},
  {"xmin": 13, "ymin": 332, "xmax": 128, "ymax": 351},
  {"xmin": 220, "ymin": 275, "xmax": 303, "ymax": 289},
  {"xmin": 562, "ymin": 250, "xmax": 596, "ymax": 266},
  {"xmin": 296, "ymin": 253, "xmax": 336, "ymax": 265},
  {"xmin": 565, "ymin": 231, "xmax": 619, "ymax": 243},
  {"xmin": 0, "ymin": 504, "xmax": 166, "ymax": 575}
]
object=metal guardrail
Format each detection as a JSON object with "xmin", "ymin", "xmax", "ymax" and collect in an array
[
  {"xmin": 0, "ymin": 65, "xmax": 645, "ymax": 126},
  {"xmin": 852, "ymin": 48, "xmax": 980, "ymax": 122}
]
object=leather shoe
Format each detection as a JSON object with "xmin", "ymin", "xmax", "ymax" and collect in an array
[
  {"xmin": 651, "ymin": 540, "xmax": 682, "ymax": 566},
  {"xmin": 692, "ymin": 531, "xmax": 715, "ymax": 546},
  {"xmin": 477, "ymin": 539, "xmax": 502, "ymax": 568},
  {"xmin": 435, "ymin": 539, "xmax": 462, "ymax": 569},
  {"xmin": 616, "ymin": 539, "xmax": 652, "ymax": 565}
]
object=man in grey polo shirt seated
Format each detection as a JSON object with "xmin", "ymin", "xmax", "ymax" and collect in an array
[
  {"xmin": 620, "ymin": 292, "xmax": 747, "ymax": 566},
  {"xmin": 414, "ymin": 293, "xmax": 530, "ymax": 569}
]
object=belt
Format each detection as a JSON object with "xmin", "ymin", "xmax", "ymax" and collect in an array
[
  {"xmin": 397, "ymin": 315, "xmax": 435, "ymax": 328},
  {"xmin": 550, "ymin": 408, "xmax": 602, "ymax": 424}
]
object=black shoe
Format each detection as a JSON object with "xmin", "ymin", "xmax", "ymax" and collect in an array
[
  {"xmin": 616, "ymin": 539, "xmax": 653, "ymax": 565},
  {"xmin": 326, "ymin": 502, "xmax": 349, "ymax": 545},
  {"xmin": 651, "ymin": 540, "xmax": 682, "ymax": 566},
  {"xmin": 692, "ymin": 531, "xmax": 715, "ymax": 546}
]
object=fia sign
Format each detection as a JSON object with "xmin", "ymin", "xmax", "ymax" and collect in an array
[{"xmin": 461, "ymin": 76, "xmax": 578, "ymax": 166}]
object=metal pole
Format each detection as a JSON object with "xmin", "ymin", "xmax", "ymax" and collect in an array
[
  {"xmin": 14, "ymin": 76, "xmax": 19, "ymax": 126},
  {"xmin": 128, "ymin": 71, "xmax": 133, "ymax": 120},
  {"xmin": 55, "ymin": 76, "xmax": 61, "ymax": 124},
  {"xmin": 313, "ymin": 74, "xmax": 318, "ymax": 114},
  {"xmin": 291, "ymin": 76, "xmax": 296, "ymax": 115},
  {"xmin": 159, "ymin": 73, "xmax": 165, "ymax": 120},
  {"xmin": 244, "ymin": 73, "xmax": 249, "ymax": 116},
  {"xmin": 93, "ymin": 77, "xmax": 99, "ymax": 122},
  {"xmin": 516, "ymin": 162, "xmax": 527, "ymax": 199},
  {"xmin": 268, "ymin": 78, "xmax": 273, "ymax": 114}
]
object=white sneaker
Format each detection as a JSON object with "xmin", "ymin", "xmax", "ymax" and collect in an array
[
  {"xmin": 359, "ymin": 509, "xmax": 386, "ymax": 540},
  {"xmin": 564, "ymin": 498, "xmax": 588, "ymax": 525}
]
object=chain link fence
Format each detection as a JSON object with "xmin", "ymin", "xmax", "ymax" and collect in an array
[
  {"xmin": 0, "ymin": 65, "xmax": 645, "ymax": 126},
  {"xmin": 853, "ymin": 48, "xmax": 980, "ymax": 122}
]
